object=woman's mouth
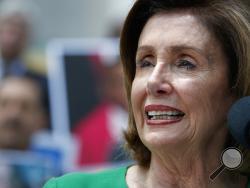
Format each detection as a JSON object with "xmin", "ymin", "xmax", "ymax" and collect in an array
[{"xmin": 145, "ymin": 105, "xmax": 185, "ymax": 125}]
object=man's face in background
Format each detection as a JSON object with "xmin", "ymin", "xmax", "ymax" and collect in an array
[{"xmin": 0, "ymin": 77, "xmax": 46, "ymax": 150}]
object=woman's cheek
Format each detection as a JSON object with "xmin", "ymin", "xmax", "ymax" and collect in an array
[{"xmin": 131, "ymin": 77, "xmax": 147, "ymax": 126}]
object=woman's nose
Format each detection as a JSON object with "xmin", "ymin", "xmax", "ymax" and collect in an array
[{"xmin": 146, "ymin": 64, "xmax": 173, "ymax": 96}]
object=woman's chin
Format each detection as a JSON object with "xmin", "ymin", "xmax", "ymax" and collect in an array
[
  {"xmin": 141, "ymin": 130, "xmax": 191, "ymax": 151},
  {"xmin": 140, "ymin": 120, "xmax": 191, "ymax": 145}
]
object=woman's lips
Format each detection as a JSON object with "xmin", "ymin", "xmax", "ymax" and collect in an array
[{"xmin": 144, "ymin": 105, "xmax": 185, "ymax": 126}]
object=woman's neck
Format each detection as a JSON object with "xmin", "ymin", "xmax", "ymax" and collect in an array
[
  {"xmin": 126, "ymin": 130, "xmax": 248, "ymax": 188},
  {"xmin": 145, "ymin": 155, "xmax": 220, "ymax": 188},
  {"xmin": 127, "ymin": 154, "xmax": 247, "ymax": 188}
]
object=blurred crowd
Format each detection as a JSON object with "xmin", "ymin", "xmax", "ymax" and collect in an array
[{"xmin": 0, "ymin": 0, "xmax": 130, "ymax": 188}]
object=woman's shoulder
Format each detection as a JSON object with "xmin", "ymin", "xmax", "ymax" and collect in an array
[{"xmin": 43, "ymin": 166, "xmax": 128, "ymax": 188}]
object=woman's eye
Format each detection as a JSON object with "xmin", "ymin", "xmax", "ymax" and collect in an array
[
  {"xmin": 137, "ymin": 59, "xmax": 154, "ymax": 68},
  {"xmin": 177, "ymin": 59, "xmax": 196, "ymax": 70}
]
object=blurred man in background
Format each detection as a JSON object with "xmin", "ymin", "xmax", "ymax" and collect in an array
[
  {"xmin": 0, "ymin": 1, "xmax": 54, "ymax": 187},
  {"xmin": 0, "ymin": 0, "xmax": 49, "ymax": 115},
  {"xmin": 0, "ymin": 76, "xmax": 48, "ymax": 150},
  {"xmin": 0, "ymin": 76, "xmax": 51, "ymax": 188},
  {"xmin": 0, "ymin": 8, "xmax": 29, "ymax": 77},
  {"xmin": 0, "ymin": 0, "xmax": 41, "ymax": 76}
]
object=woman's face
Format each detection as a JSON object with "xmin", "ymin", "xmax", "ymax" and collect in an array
[{"xmin": 131, "ymin": 12, "xmax": 235, "ymax": 151}]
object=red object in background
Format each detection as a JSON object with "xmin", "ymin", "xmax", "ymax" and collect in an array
[{"xmin": 73, "ymin": 103, "xmax": 116, "ymax": 166}]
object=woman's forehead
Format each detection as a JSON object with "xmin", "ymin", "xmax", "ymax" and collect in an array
[
  {"xmin": 139, "ymin": 12, "xmax": 209, "ymax": 44},
  {"xmin": 137, "ymin": 12, "xmax": 223, "ymax": 60}
]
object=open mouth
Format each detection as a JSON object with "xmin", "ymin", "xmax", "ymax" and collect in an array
[{"xmin": 146, "ymin": 110, "xmax": 185, "ymax": 120}]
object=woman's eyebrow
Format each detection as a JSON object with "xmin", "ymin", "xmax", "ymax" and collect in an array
[
  {"xmin": 136, "ymin": 46, "xmax": 155, "ymax": 59},
  {"xmin": 136, "ymin": 44, "xmax": 212, "ymax": 61},
  {"xmin": 170, "ymin": 45, "xmax": 212, "ymax": 61},
  {"xmin": 170, "ymin": 45, "xmax": 205, "ymax": 56}
]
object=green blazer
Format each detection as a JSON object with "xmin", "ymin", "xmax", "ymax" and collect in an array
[
  {"xmin": 43, "ymin": 166, "xmax": 127, "ymax": 188},
  {"xmin": 44, "ymin": 166, "xmax": 250, "ymax": 188}
]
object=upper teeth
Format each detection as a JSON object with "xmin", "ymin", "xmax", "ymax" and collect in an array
[{"xmin": 147, "ymin": 111, "xmax": 183, "ymax": 116}]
